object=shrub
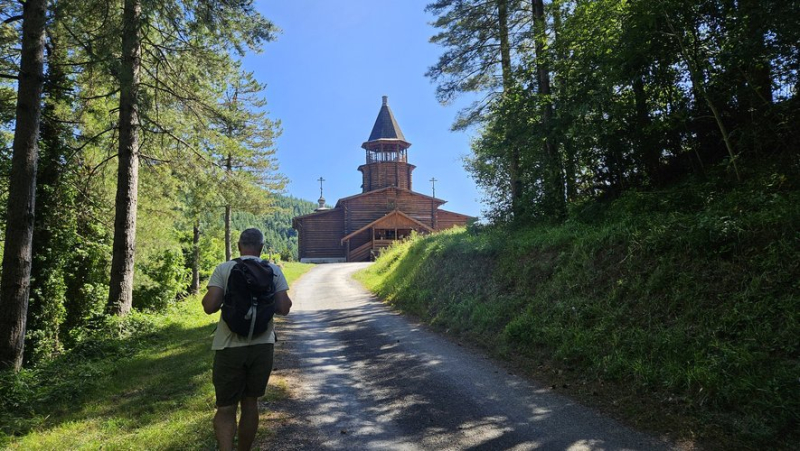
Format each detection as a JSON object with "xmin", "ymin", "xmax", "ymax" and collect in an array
[
  {"xmin": 279, "ymin": 246, "xmax": 293, "ymax": 262},
  {"xmin": 133, "ymin": 249, "xmax": 191, "ymax": 312}
]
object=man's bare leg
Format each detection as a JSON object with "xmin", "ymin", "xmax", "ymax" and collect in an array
[
  {"xmin": 238, "ymin": 397, "xmax": 260, "ymax": 451},
  {"xmin": 214, "ymin": 404, "xmax": 238, "ymax": 451}
]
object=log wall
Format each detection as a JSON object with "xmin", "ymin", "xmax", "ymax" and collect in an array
[
  {"xmin": 358, "ymin": 162, "xmax": 415, "ymax": 192},
  {"xmin": 295, "ymin": 208, "xmax": 345, "ymax": 259},
  {"xmin": 293, "ymin": 190, "xmax": 472, "ymax": 262},
  {"xmin": 436, "ymin": 209, "xmax": 472, "ymax": 230}
]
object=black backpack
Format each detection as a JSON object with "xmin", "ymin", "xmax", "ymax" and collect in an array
[{"xmin": 221, "ymin": 258, "xmax": 276, "ymax": 340}]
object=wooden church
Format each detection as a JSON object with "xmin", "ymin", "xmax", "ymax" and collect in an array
[{"xmin": 292, "ymin": 96, "xmax": 473, "ymax": 263}]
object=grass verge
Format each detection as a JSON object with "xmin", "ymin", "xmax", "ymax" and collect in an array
[
  {"xmin": 356, "ymin": 170, "xmax": 799, "ymax": 450},
  {"xmin": 0, "ymin": 261, "xmax": 313, "ymax": 450}
]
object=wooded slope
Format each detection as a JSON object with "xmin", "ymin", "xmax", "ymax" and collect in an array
[{"xmin": 358, "ymin": 166, "xmax": 799, "ymax": 450}]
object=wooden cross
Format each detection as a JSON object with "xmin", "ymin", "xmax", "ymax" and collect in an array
[
  {"xmin": 430, "ymin": 177, "xmax": 438, "ymax": 198},
  {"xmin": 317, "ymin": 177, "xmax": 325, "ymax": 198}
]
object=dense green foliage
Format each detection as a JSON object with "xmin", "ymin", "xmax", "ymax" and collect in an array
[
  {"xmin": 420, "ymin": 5, "xmax": 800, "ymax": 444},
  {"xmin": 0, "ymin": 262, "xmax": 312, "ymax": 449},
  {"xmin": 18, "ymin": 191, "xmax": 311, "ymax": 365},
  {"xmin": 0, "ymin": 1, "xmax": 293, "ymax": 367},
  {"xmin": 358, "ymin": 166, "xmax": 799, "ymax": 449},
  {"xmin": 232, "ymin": 196, "xmax": 318, "ymax": 262},
  {"xmin": 428, "ymin": 0, "xmax": 799, "ymax": 222}
]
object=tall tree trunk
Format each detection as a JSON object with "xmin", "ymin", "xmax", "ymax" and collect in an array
[
  {"xmin": 225, "ymin": 205, "xmax": 232, "ymax": 261},
  {"xmin": 662, "ymin": 10, "xmax": 740, "ymax": 181},
  {"xmin": 0, "ymin": 0, "xmax": 48, "ymax": 371},
  {"xmin": 107, "ymin": 0, "xmax": 142, "ymax": 316},
  {"xmin": 29, "ymin": 25, "xmax": 72, "ymax": 361},
  {"xmin": 552, "ymin": 2, "xmax": 576, "ymax": 201},
  {"xmin": 564, "ymin": 139, "xmax": 577, "ymax": 202},
  {"xmin": 737, "ymin": 0, "xmax": 773, "ymax": 154},
  {"xmin": 497, "ymin": 0, "xmax": 513, "ymax": 90},
  {"xmin": 633, "ymin": 75, "xmax": 659, "ymax": 185},
  {"xmin": 496, "ymin": 0, "xmax": 521, "ymax": 219},
  {"xmin": 190, "ymin": 219, "xmax": 200, "ymax": 294},
  {"xmin": 532, "ymin": 0, "xmax": 565, "ymax": 218},
  {"xmin": 739, "ymin": 0, "xmax": 772, "ymax": 107},
  {"xmin": 224, "ymin": 152, "xmax": 233, "ymax": 260}
]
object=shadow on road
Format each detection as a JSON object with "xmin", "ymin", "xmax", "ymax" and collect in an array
[{"xmin": 264, "ymin": 272, "xmax": 672, "ymax": 451}]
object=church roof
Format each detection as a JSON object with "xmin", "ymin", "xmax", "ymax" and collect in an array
[
  {"xmin": 367, "ymin": 96, "xmax": 406, "ymax": 142},
  {"xmin": 292, "ymin": 206, "xmax": 341, "ymax": 223}
]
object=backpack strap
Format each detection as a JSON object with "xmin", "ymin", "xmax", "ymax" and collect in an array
[
  {"xmin": 236, "ymin": 257, "xmax": 263, "ymax": 343},
  {"xmin": 244, "ymin": 301, "xmax": 258, "ymax": 342}
]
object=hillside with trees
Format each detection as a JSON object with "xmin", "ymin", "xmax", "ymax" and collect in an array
[
  {"xmin": 359, "ymin": 0, "xmax": 799, "ymax": 449},
  {"xmin": 425, "ymin": 0, "xmax": 797, "ymax": 220},
  {"xmin": 231, "ymin": 195, "xmax": 318, "ymax": 262}
]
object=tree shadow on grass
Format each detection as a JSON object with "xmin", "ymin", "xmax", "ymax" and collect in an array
[{"xmin": 6, "ymin": 320, "xmax": 221, "ymax": 449}]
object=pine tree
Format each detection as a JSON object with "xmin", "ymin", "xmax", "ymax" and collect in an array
[{"xmin": 0, "ymin": 0, "xmax": 48, "ymax": 371}]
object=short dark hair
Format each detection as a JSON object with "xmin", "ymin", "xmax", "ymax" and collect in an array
[{"xmin": 238, "ymin": 228, "xmax": 264, "ymax": 249}]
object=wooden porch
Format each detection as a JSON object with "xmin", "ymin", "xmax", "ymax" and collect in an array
[{"xmin": 341, "ymin": 210, "xmax": 434, "ymax": 262}]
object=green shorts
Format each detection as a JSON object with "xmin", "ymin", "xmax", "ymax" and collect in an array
[{"xmin": 212, "ymin": 343, "xmax": 275, "ymax": 407}]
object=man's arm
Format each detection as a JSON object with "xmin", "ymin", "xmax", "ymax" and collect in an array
[
  {"xmin": 274, "ymin": 290, "xmax": 292, "ymax": 316},
  {"xmin": 202, "ymin": 287, "xmax": 224, "ymax": 314}
]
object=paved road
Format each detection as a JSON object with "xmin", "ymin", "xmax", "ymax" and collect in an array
[{"xmin": 264, "ymin": 263, "xmax": 676, "ymax": 450}]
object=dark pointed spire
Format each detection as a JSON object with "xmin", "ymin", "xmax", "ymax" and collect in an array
[{"xmin": 367, "ymin": 96, "xmax": 406, "ymax": 142}]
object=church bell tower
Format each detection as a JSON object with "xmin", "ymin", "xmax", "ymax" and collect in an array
[{"xmin": 358, "ymin": 96, "xmax": 416, "ymax": 193}]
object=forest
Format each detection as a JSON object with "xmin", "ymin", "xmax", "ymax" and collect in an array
[
  {"xmin": 0, "ymin": 0, "xmax": 798, "ymax": 447},
  {"xmin": 425, "ymin": 0, "xmax": 797, "ymax": 221},
  {"xmin": 0, "ymin": 0, "xmax": 296, "ymax": 370}
]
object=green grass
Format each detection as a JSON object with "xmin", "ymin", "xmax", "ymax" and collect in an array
[
  {"xmin": 279, "ymin": 261, "xmax": 314, "ymax": 286},
  {"xmin": 357, "ymin": 169, "xmax": 799, "ymax": 450},
  {"xmin": 0, "ymin": 261, "xmax": 313, "ymax": 450}
]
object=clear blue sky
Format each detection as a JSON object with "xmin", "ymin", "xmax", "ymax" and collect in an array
[{"xmin": 243, "ymin": 1, "xmax": 484, "ymax": 219}]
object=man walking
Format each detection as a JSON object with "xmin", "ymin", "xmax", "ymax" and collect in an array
[{"xmin": 202, "ymin": 228, "xmax": 292, "ymax": 451}]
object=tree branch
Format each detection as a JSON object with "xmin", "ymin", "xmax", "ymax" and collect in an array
[
  {"xmin": 141, "ymin": 153, "xmax": 173, "ymax": 164},
  {"xmin": 79, "ymin": 88, "xmax": 119, "ymax": 101},
  {"xmin": 140, "ymin": 114, "xmax": 221, "ymax": 169},
  {"xmin": 67, "ymin": 126, "xmax": 116, "ymax": 155},
  {"xmin": 88, "ymin": 152, "xmax": 119, "ymax": 178}
]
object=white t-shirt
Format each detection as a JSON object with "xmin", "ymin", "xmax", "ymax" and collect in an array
[{"xmin": 207, "ymin": 255, "xmax": 290, "ymax": 350}]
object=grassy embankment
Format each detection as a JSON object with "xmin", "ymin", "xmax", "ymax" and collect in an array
[
  {"xmin": 356, "ymin": 170, "xmax": 799, "ymax": 450},
  {"xmin": 0, "ymin": 262, "xmax": 313, "ymax": 450}
]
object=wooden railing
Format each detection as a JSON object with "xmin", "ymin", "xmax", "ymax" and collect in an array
[
  {"xmin": 374, "ymin": 239, "xmax": 394, "ymax": 249},
  {"xmin": 348, "ymin": 238, "xmax": 403, "ymax": 262},
  {"xmin": 348, "ymin": 241, "xmax": 373, "ymax": 262}
]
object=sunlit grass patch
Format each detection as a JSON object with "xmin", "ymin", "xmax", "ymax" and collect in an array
[
  {"xmin": 1, "ymin": 262, "xmax": 314, "ymax": 450},
  {"xmin": 280, "ymin": 261, "xmax": 314, "ymax": 286}
]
